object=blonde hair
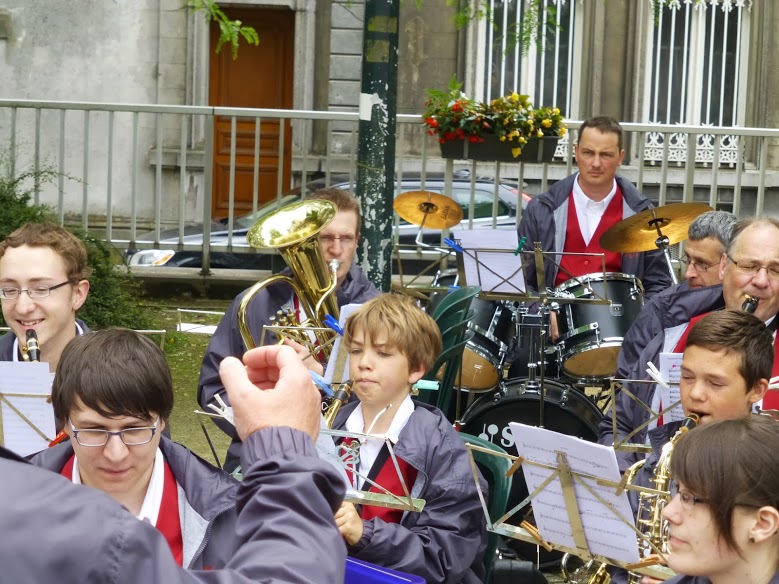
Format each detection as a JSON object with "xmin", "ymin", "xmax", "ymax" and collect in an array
[{"xmin": 344, "ymin": 294, "xmax": 442, "ymax": 373}]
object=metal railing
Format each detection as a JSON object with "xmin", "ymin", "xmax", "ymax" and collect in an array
[{"xmin": 1, "ymin": 98, "xmax": 778, "ymax": 272}]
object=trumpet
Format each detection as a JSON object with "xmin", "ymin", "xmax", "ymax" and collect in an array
[{"xmin": 21, "ymin": 329, "xmax": 40, "ymax": 362}]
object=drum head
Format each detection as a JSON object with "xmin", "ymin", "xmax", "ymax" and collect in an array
[
  {"xmin": 460, "ymin": 348, "xmax": 501, "ymax": 392},
  {"xmin": 460, "ymin": 379, "xmax": 603, "ymax": 568}
]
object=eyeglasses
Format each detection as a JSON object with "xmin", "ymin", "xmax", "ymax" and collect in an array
[
  {"xmin": 670, "ymin": 481, "xmax": 707, "ymax": 510},
  {"xmin": 726, "ymin": 255, "xmax": 779, "ymax": 279},
  {"xmin": 319, "ymin": 235, "xmax": 357, "ymax": 246},
  {"xmin": 0, "ymin": 280, "xmax": 71, "ymax": 301},
  {"xmin": 679, "ymin": 255, "xmax": 715, "ymax": 273},
  {"xmin": 69, "ymin": 416, "xmax": 160, "ymax": 447}
]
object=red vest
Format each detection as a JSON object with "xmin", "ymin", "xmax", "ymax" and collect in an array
[
  {"xmin": 61, "ymin": 455, "xmax": 184, "ymax": 566},
  {"xmin": 342, "ymin": 439, "xmax": 419, "ymax": 524},
  {"xmin": 555, "ymin": 187, "xmax": 624, "ymax": 287}
]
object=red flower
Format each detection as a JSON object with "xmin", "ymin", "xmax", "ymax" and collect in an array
[{"xmin": 425, "ymin": 117, "xmax": 438, "ymax": 128}]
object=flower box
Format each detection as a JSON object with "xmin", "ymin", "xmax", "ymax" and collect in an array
[{"xmin": 439, "ymin": 135, "xmax": 560, "ymax": 163}]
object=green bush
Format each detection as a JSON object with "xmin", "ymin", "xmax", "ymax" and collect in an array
[{"xmin": 0, "ymin": 163, "xmax": 150, "ymax": 330}]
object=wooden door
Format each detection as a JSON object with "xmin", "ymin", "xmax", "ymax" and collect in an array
[{"xmin": 209, "ymin": 8, "xmax": 294, "ymax": 217}]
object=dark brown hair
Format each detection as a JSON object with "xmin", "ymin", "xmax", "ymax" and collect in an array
[
  {"xmin": 0, "ymin": 222, "xmax": 91, "ymax": 281},
  {"xmin": 52, "ymin": 329, "xmax": 173, "ymax": 423},
  {"xmin": 308, "ymin": 188, "xmax": 362, "ymax": 237},
  {"xmin": 670, "ymin": 416, "xmax": 779, "ymax": 553},
  {"xmin": 686, "ymin": 309, "xmax": 773, "ymax": 391},
  {"xmin": 577, "ymin": 115, "xmax": 623, "ymax": 151},
  {"xmin": 343, "ymin": 293, "xmax": 442, "ymax": 374}
]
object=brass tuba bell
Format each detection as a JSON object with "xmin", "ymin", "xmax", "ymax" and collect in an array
[{"xmin": 237, "ymin": 199, "xmax": 341, "ymax": 360}]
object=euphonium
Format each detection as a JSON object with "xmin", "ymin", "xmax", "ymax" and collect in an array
[
  {"xmin": 21, "ymin": 329, "xmax": 40, "ymax": 362},
  {"xmin": 237, "ymin": 199, "xmax": 341, "ymax": 360}
]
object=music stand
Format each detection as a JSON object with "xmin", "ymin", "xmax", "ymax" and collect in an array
[
  {"xmin": 465, "ymin": 424, "xmax": 675, "ymax": 581},
  {"xmin": 0, "ymin": 361, "xmax": 56, "ymax": 456}
]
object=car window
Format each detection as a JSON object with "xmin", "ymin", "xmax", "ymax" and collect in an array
[{"xmin": 451, "ymin": 189, "xmax": 510, "ymax": 219}]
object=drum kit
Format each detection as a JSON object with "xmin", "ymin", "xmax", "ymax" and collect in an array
[{"xmin": 395, "ymin": 191, "xmax": 713, "ymax": 565}]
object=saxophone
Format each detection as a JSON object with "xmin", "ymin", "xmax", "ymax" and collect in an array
[
  {"xmin": 323, "ymin": 380, "xmax": 353, "ymax": 427},
  {"xmin": 742, "ymin": 293, "xmax": 758, "ymax": 314},
  {"xmin": 561, "ymin": 414, "xmax": 699, "ymax": 584},
  {"xmin": 627, "ymin": 413, "xmax": 699, "ymax": 583}
]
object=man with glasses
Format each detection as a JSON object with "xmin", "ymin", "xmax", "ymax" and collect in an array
[
  {"xmin": 600, "ymin": 217, "xmax": 779, "ymax": 471},
  {"xmin": 30, "ymin": 329, "xmax": 244, "ymax": 569},
  {"xmin": 679, "ymin": 210, "xmax": 737, "ymax": 289},
  {"xmin": 199, "ymin": 188, "xmax": 379, "ymax": 472},
  {"xmin": 3, "ymin": 342, "xmax": 347, "ymax": 582},
  {"xmin": 0, "ymin": 222, "xmax": 90, "ymax": 373}
]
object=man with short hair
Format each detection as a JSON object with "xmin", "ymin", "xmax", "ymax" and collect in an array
[
  {"xmin": 517, "ymin": 116, "xmax": 672, "ymax": 299},
  {"xmin": 0, "ymin": 222, "xmax": 90, "ymax": 372},
  {"xmin": 680, "ymin": 210, "xmax": 737, "ymax": 289},
  {"xmin": 1, "ymin": 343, "xmax": 347, "ymax": 583},
  {"xmin": 199, "ymin": 188, "xmax": 380, "ymax": 471},
  {"xmin": 601, "ymin": 217, "xmax": 779, "ymax": 471}
]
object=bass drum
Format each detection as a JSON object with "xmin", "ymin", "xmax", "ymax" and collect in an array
[{"xmin": 460, "ymin": 378, "xmax": 603, "ymax": 568}]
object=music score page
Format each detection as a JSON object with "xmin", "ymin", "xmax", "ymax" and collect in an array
[{"xmin": 509, "ymin": 422, "xmax": 640, "ymax": 564}]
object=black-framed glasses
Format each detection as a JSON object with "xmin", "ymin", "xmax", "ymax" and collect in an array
[
  {"xmin": 0, "ymin": 280, "xmax": 72, "ymax": 301},
  {"xmin": 726, "ymin": 255, "xmax": 779, "ymax": 278},
  {"xmin": 69, "ymin": 416, "xmax": 160, "ymax": 447},
  {"xmin": 679, "ymin": 255, "xmax": 715, "ymax": 273},
  {"xmin": 670, "ymin": 481, "xmax": 707, "ymax": 510},
  {"xmin": 319, "ymin": 234, "xmax": 357, "ymax": 246}
]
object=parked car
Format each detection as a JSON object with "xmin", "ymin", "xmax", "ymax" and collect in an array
[{"xmin": 126, "ymin": 175, "xmax": 531, "ymax": 269}]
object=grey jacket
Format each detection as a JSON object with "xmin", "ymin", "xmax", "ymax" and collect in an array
[
  {"xmin": 198, "ymin": 263, "xmax": 379, "ymax": 467},
  {"xmin": 664, "ymin": 572, "xmax": 779, "ymax": 584},
  {"xmin": 332, "ymin": 401, "xmax": 488, "ymax": 584},
  {"xmin": 517, "ymin": 174, "xmax": 673, "ymax": 298},
  {"xmin": 598, "ymin": 285, "xmax": 725, "ymax": 471},
  {"xmin": 0, "ymin": 319, "xmax": 90, "ymax": 360},
  {"xmin": 29, "ymin": 435, "xmax": 240, "ymax": 570},
  {"xmin": 0, "ymin": 427, "xmax": 347, "ymax": 583}
]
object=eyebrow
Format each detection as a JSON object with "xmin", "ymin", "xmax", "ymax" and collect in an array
[{"xmin": 73, "ymin": 417, "xmax": 151, "ymax": 428}]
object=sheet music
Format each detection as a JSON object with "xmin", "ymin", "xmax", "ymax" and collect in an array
[
  {"xmin": 324, "ymin": 303, "xmax": 363, "ymax": 384},
  {"xmin": 451, "ymin": 229, "xmax": 526, "ymax": 293},
  {"xmin": 509, "ymin": 422, "xmax": 640, "ymax": 564},
  {"xmin": 658, "ymin": 353, "xmax": 685, "ymax": 423},
  {"xmin": 0, "ymin": 362, "xmax": 55, "ymax": 456}
]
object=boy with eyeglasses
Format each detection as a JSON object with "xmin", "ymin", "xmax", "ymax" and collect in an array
[
  {"xmin": 0, "ymin": 222, "xmax": 91, "ymax": 373},
  {"xmin": 29, "ymin": 328, "xmax": 242, "ymax": 569},
  {"xmin": 600, "ymin": 217, "xmax": 779, "ymax": 471},
  {"xmin": 199, "ymin": 187, "xmax": 379, "ymax": 472}
]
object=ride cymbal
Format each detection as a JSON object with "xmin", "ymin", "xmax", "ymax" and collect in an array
[
  {"xmin": 599, "ymin": 202, "xmax": 713, "ymax": 253},
  {"xmin": 393, "ymin": 191, "xmax": 463, "ymax": 229}
]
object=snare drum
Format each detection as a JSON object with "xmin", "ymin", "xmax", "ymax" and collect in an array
[
  {"xmin": 555, "ymin": 273, "xmax": 644, "ymax": 379},
  {"xmin": 459, "ymin": 298, "xmax": 516, "ymax": 392},
  {"xmin": 460, "ymin": 378, "xmax": 603, "ymax": 566},
  {"xmin": 507, "ymin": 311, "xmax": 561, "ymax": 380}
]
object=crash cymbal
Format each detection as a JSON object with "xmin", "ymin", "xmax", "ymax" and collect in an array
[
  {"xmin": 600, "ymin": 202, "xmax": 714, "ymax": 253},
  {"xmin": 393, "ymin": 191, "xmax": 463, "ymax": 229}
]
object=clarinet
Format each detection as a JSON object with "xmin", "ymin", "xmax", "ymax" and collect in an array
[
  {"xmin": 21, "ymin": 329, "xmax": 40, "ymax": 362},
  {"xmin": 742, "ymin": 294, "xmax": 758, "ymax": 314}
]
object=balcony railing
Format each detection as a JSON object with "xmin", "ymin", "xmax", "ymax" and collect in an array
[{"xmin": 0, "ymin": 98, "xmax": 778, "ymax": 272}]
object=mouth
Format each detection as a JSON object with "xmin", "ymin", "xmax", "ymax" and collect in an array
[
  {"xmin": 686, "ymin": 409, "xmax": 710, "ymax": 424},
  {"xmin": 100, "ymin": 467, "xmax": 131, "ymax": 477},
  {"xmin": 667, "ymin": 534, "xmax": 686, "ymax": 550},
  {"xmin": 18, "ymin": 319, "xmax": 43, "ymax": 328}
]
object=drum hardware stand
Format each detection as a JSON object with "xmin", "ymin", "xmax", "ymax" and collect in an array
[{"xmin": 652, "ymin": 222, "xmax": 678, "ymax": 286}]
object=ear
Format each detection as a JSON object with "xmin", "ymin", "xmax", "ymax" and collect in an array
[
  {"xmin": 719, "ymin": 252, "xmax": 728, "ymax": 280},
  {"xmin": 407, "ymin": 364, "xmax": 426, "ymax": 386},
  {"xmin": 72, "ymin": 279, "xmax": 90, "ymax": 311},
  {"xmin": 750, "ymin": 506, "xmax": 779, "ymax": 544},
  {"xmin": 617, "ymin": 148, "xmax": 626, "ymax": 166},
  {"xmin": 747, "ymin": 378, "xmax": 769, "ymax": 405}
]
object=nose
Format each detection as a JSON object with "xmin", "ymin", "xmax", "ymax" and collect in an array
[
  {"xmin": 685, "ymin": 262, "xmax": 697, "ymax": 281},
  {"xmin": 686, "ymin": 378, "xmax": 706, "ymax": 403},
  {"xmin": 751, "ymin": 266, "xmax": 770, "ymax": 287},
  {"xmin": 357, "ymin": 351, "xmax": 373, "ymax": 370},
  {"xmin": 13, "ymin": 292, "xmax": 36, "ymax": 313},
  {"xmin": 662, "ymin": 492, "xmax": 683, "ymax": 524},
  {"xmin": 102, "ymin": 433, "xmax": 130, "ymax": 461}
]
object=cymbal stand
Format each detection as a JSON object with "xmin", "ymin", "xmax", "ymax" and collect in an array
[
  {"xmin": 534, "ymin": 243, "xmax": 548, "ymax": 428},
  {"xmin": 649, "ymin": 212, "xmax": 679, "ymax": 285}
]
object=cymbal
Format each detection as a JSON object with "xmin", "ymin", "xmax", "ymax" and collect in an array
[
  {"xmin": 599, "ymin": 202, "xmax": 714, "ymax": 253},
  {"xmin": 393, "ymin": 191, "xmax": 463, "ymax": 229}
]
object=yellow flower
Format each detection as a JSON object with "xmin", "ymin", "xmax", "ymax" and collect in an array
[
  {"xmin": 537, "ymin": 130, "xmax": 544, "ymax": 138},
  {"xmin": 509, "ymin": 129, "xmax": 519, "ymax": 138},
  {"xmin": 541, "ymin": 118, "xmax": 552, "ymax": 128},
  {"xmin": 512, "ymin": 147, "xmax": 522, "ymax": 158},
  {"xmin": 519, "ymin": 136, "xmax": 527, "ymax": 144},
  {"xmin": 560, "ymin": 127, "xmax": 567, "ymax": 137},
  {"xmin": 510, "ymin": 92, "xmax": 519, "ymax": 102},
  {"xmin": 553, "ymin": 107, "xmax": 560, "ymax": 115},
  {"xmin": 499, "ymin": 135, "xmax": 507, "ymax": 142}
]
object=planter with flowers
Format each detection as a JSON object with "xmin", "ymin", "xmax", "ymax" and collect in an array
[{"xmin": 423, "ymin": 77, "xmax": 567, "ymax": 163}]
